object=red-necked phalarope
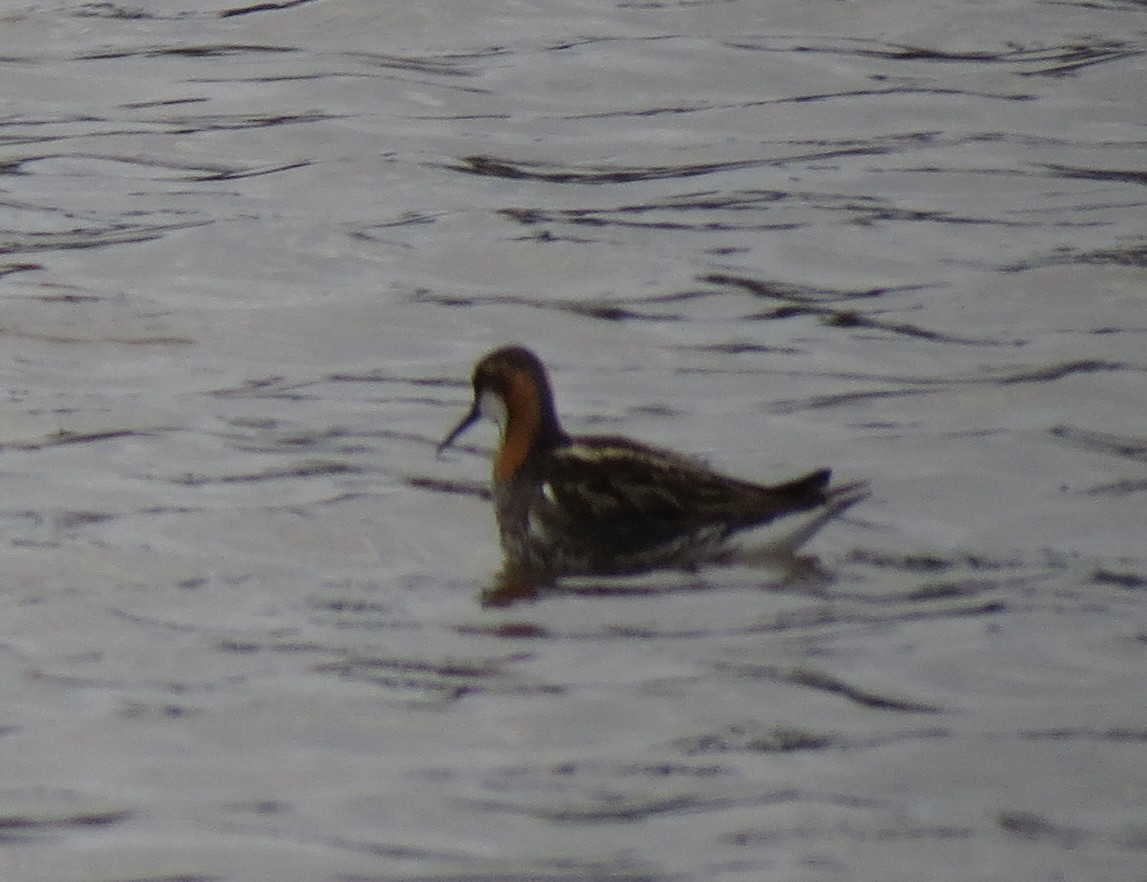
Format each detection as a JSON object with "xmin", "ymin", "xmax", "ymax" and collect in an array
[{"xmin": 439, "ymin": 345, "xmax": 867, "ymax": 582}]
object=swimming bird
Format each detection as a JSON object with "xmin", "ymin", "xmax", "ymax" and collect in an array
[{"xmin": 438, "ymin": 345, "xmax": 867, "ymax": 582}]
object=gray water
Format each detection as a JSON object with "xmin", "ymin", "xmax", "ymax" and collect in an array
[{"xmin": 1, "ymin": 1, "xmax": 1145, "ymax": 880}]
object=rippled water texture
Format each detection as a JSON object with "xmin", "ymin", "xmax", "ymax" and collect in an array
[{"xmin": 1, "ymin": 1, "xmax": 1145, "ymax": 880}]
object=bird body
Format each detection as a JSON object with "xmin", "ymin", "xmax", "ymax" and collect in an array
[{"xmin": 439, "ymin": 346, "xmax": 866, "ymax": 581}]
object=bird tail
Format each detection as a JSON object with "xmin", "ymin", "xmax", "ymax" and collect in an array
[
  {"xmin": 773, "ymin": 467, "xmax": 833, "ymax": 505},
  {"xmin": 741, "ymin": 478, "xmax": 870, "ymax": 561}
]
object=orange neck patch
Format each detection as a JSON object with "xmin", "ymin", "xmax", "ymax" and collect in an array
[{"xmin": 493, "ymin": 372, "xmax": 539, "ymax": 484}]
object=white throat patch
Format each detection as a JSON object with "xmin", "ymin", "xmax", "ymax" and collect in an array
[{"xmin": 477, "ymin": 389, "xmax": 508, "ymax": 434}]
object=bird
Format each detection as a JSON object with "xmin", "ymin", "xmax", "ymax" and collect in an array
[{"xmin": 438, "ymin": 345, "xmax": 867, "ymax": 586}]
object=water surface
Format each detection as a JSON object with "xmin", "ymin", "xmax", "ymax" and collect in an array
[{"xmin": 1, "ymin": 1, "xmax": 1145, "ymax": 880}]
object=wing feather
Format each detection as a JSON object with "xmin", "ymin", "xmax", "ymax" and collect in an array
[{"xmin": 534, "ymin": 437, "xmax": 810, "ymax": 557}]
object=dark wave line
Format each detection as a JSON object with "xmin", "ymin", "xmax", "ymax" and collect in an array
[
  {"xmin": 0, "ymin": 807, "xmax": 132, "ymax": 832},
  {"xmin": 565, "ymin": 86, "xmax": 1033, "ymax": 121},
  {"xmin": 446, "ymin": 144, "xmax": 889, "ymax": 184},
  {"xmin": 172, "ymin": 461, "xmax": 360, "ymax": 486},
  {"xmin": 79, "ymin": 43, "xmax": 296, "ymax": 61},
  {"xmin": 724, "ymin": 35, "xmax": 1143, "ymax": 77},
  {"xmin": 219, "ymin": 0, "xmax": 321, "ymax": 17},
  {"xmin": 1049, "ymin": 425, "xmax": 1147, "ymax": 462},
  {"xmin": 705, "ymin": 273, "xmax": 1019, "ymax": 346},
  {"xmin": 408, "ymin": 288, "xmax": 680, "ymax": 322},
  {"xmin": 771, "ymin": 360, "xmax": 1130, "ymax": 412},
  {"xmin": 713, "ymin": 663, "xmax": 943, "ymax": 713},
  {"xmin": 340, "ymin": 49, "xmax": 498, "ymax": 77},
  {"xmin": 1042, "ymin": 164, "xmax": 1147, "ymax": 186},
  {"xmin": 3, "ymin": 429, "xmax": 161, "ymax": 451},
  {"xmin": 0, "ymin": 220, "xmax": 211, "ymax": 256},
  {"xmin": 1001, "ymin": 241, "xmax": 1147, "ymax": 272}
]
